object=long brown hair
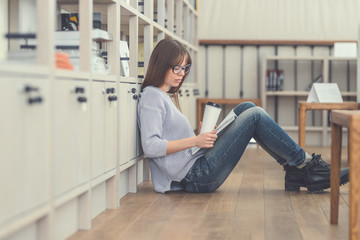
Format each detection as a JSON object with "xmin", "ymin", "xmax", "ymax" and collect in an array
[{"xmin": 141, "ymin": 38, "xmax": 192, "ymax": 110}]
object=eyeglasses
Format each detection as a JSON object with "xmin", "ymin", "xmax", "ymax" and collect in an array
[{"xmin": 171, "ymin": 64, "xmax": 191, "ymax": 74}]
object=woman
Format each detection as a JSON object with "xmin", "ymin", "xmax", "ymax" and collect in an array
[{"xmin": 137, "ymin": 38, "xmax": 349, "ymax": 193}]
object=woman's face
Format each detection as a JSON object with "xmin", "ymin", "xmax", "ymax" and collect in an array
[{"xmin": 160, "ymin": 57, "xmax": 188, "ymax": 93}]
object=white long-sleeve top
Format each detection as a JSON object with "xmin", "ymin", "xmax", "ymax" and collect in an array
[{"xmin": 137, "ymin": 86, "xmax": 204, "ymax": 193}]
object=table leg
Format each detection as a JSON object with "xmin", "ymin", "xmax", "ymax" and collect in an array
[
  {"xmin": 349, "ymin": 121, "xmax": 360, "ymax": 240},
  {"xmin": 298, "ymin": 105, "xmax": 306, "ymax": 149},
  {"xmin": 330, "ymin": 123, "xmax": 342, "ymax": 224}
]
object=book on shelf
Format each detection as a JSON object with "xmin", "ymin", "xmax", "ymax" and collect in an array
[
  {"xmin": 266, "ymin": 69, "xmax": 284, "ymax": 91},
  {"xmin": 20, "ymin": 30, "xmax": 111, "ymax": 71},
  {"xmin": 24, "ymin": 30, "xmax": 111, "ymax": 47},
  {"xmin": 61, "ymin": 11, "xmax": 103, "ymax": 31}
]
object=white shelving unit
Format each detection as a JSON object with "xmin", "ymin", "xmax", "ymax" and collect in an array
[
  {"xmin": 261, "ymin": 55, "xmax": 357, "ymax": 146},
  {"xmin": 0, "ymin": 0, "xmax": 198, "ymax": 239}
]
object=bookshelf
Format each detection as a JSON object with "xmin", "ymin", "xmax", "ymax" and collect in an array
[
  {"xmin": 261, "ymin": 55, "xmax": 357, "ymax": 147},
  {"xmin": 0, "ymin": 0, "xmax": 198, "ymax": 239}
]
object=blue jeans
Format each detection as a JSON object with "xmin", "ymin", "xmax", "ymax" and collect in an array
[{"xmin": 181, "ymin": 102, "xmax": 305, "ymax": 193}]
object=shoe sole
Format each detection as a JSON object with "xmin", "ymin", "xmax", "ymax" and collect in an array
[{"xmin": 285, "ymin": 175, "xmax": 349, "ymax": 193}]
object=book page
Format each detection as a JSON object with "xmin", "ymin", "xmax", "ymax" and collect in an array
[{"xmin": 216, "ymin": 109, "xmax": 237, "ymax": 133}]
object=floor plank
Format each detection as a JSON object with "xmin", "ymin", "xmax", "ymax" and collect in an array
[{"xmin": 68, "ymin": 146, "xmax": 350, "ymax": 240}]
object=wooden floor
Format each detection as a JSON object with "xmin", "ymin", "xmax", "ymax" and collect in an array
[{"xmin": 68, "ymin": 146, "xmax": 351, "ymax": 240}]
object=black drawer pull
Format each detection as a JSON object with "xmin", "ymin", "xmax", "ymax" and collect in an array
[
  {"xmin": 28, "ymin": 96, "xmax": 43, "ymax": 105},
  {"xmin": 106, "ymin": 88, "xmax": 116, "ymax": 94},
  {"xmin": 77, "ymin": 96, "xmax": 87, "ymax": 103},
  {"xmin": 24, "ymin": 85, "xmax": 39, "ymax": 93},
  {"xmin": 75, "ymin": 87, "xmax": 85, "ymax": 94},
  {"xmin": 108, "ymin": 96, "xmax": 118, "ymax": 102}
]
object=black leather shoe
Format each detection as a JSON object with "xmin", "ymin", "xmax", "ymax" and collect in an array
[{"xmin": 284, "ymin": 153, "xmax": 349, "ymax": 193}]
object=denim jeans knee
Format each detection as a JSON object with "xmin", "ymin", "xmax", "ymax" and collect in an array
[{"xmin": 233, "ymin": 102, "xmax": 257, "ymax": 116}]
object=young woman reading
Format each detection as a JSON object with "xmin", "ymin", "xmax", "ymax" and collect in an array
[{"xmin": 137, "ymin": 38, "xmax": 349, "ymax": 193}]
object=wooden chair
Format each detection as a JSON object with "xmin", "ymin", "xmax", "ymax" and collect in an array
[{"xmin": 330, "ymin": 110, "xmax": 360, "ymax": 240}]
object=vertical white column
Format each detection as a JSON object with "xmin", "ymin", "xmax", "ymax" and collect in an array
[
  {"xmin": 79, "ymin": 0, "xmax": 93, "ymax": 72},
  {"xmin": 106, "ymin": 176, "xmax": 117, "ymax": 209},
  {"xmin": 78, "ymin": 192, "xmax": 91, "ymax": 230},
  {"xmin": 157, "ymin": 0, "xmax": 165, "ymax": 41},
  {"xmin": 38, "ymin": 0, "xmax": 55, "ymax": 239},
  {"xmin": 107, "ymin": 2, "xmax": 120, "ymax": 76},
  {"xmin": 175, "ymin": 0, "xmax": 182, "ymax": 38},
  {"xmin": 36, "ymin": 0, "xmax": 54, "ymax": 66},
  {"xmin": 167, "ymin": 0, "xmax": 174, "ymax": 33},
  {"xmin": 128, "ymin": 164, "xmax": 137, "ymax": 193},
  {"xmin": 144, "ymin": 0, "xmax": 153, "ymax": 76},
  {"xmin": 129, "ymin": 16, "xmax": 138, "ymax": 78},
  {"xmin": 183, "ymin": 6, "xmax": 189, "ymax": 42}
]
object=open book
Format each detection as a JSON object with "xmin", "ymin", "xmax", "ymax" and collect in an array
[{"xmin": 191, "ymin": 109, "xmax": 237, "ymax": 154}]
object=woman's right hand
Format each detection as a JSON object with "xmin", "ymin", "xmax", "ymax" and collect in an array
[{"xmin": 196, "ymin": 130, "xmax": 217, "ymax": 148}]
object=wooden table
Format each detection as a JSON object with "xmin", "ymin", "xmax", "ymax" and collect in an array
[
  {"xmin": 298, "ymin": 101, "xmax": 359, "ymax": 149},
  {"xmin": 330, "ymin": 110, "xmax": 360, "ymax": 240},
  {"xmin": 196, "ymin": 98, "xmax": 261, "ymax": 132}
]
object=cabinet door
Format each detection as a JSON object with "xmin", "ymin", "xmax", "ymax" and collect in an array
[
  {"xmin": 136, "ymin": 83, "xmax": 143, "ymax": 156},
  {"xmin": 53, "ymin": 80, "xmax": 90, "ymax": 196},
  {"xmin": 91, "ymin": 81, "xmax": 106, "ymax": 178},
  {"xmin": 104, "ymin": 82, "xmax": 117, "ymax": 171},
  {"xmin": 118, "ymin": 82, "xmax": 140, "ymax": 165},
  {"xmin": 0, "ymin": 78, "xmax": 50, "ymax": 224},
  {"xmin": 127, "ymin": 83, "xmax": 140, "ymax": 160},
  {"xmin": 118, "ymin": 83, "xmax": 129, "ymax": 165}
]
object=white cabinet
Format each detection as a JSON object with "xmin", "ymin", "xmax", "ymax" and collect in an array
[
  {"xmin": 53, "ymin": 79, "xmax": 91, "ymax": 196},
  {"xmin": 104, "ymin": 82, "xmax": 118, "ymax": 172},
  {"xmin": 91, "ymin": 81, "xmax": 117, "ymax": 178},
  {"xmin": 0, "ymin": 0, "xmax": 198, "ymax": 238},
  {"xmin": 0, "ymin": 76, "xmax": 50, "ymax": 225},
  {"xmin": 118, "ymin": 82, "xmax": 141, "ymax": 165}
]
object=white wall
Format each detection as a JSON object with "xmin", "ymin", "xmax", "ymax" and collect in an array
[{"xmin": 198, "ymin": 0, "xmax": 360, "ymax": 40}]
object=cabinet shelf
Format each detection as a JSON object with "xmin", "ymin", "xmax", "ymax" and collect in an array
[
  {"xmin": 93, "ymin": 74, "xmax": 117, "ymax": 82},
  {"xmin": 328, "ymin": 56, "xmax": 357, "ymax": 61},
  {"xmin": 0, "ymin": 62, "xmax": 50, "ymax": 76},
  {"xmin": 55, "ymin": 69, "xmax": 91, "ymax": 80},
  {"xmin": 58, "ymin": 0, "xmax": 116, "ymax": 3},
  {"xmin": 266, "ymin": 56, "xmax": 325, "ymax": 61},
  {"xmin": 282, "ymin": 126, "xmax": 324, "ymax": 132},
  {"xmin": 266, "ymin": 91, "xmax": 357, "ymax": 97}
]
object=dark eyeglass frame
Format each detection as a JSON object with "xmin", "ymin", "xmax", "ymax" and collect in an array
[{"xmin": 171, "ymin": 64, "xmax": 191, "ymax": 74}]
